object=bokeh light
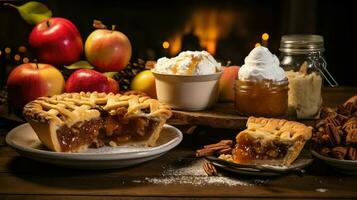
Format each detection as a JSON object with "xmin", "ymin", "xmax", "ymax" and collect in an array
[
  {"xmin": 262, "ymin": 33, "xmax": 269, "ymax": 41},
  {"xmin": 162, "ymin": 41, "xmax": 170, "ymax": 49}
]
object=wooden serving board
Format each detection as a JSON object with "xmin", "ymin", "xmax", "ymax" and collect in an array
[
  {"xmin": 168, "ymin": 103, "xmax": 248, "ymax": 129},
  {"xmin": 168, "ymin": 87, "xmax": 357, "ymax": 129},
  {"xmin": 168, "ymin": 103, "xmax": 318, "ymax": 129}
]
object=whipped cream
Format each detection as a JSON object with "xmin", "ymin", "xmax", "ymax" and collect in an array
[
  {"xmin": 239, "ymin": 46, "xmax": 286, "ymax": 81},
  {"xmin": 154, "ymin": 51, "xmax": 221, "ymax": 75}
]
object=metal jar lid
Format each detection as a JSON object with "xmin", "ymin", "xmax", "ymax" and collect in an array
[{"xmin": 279, "ymin": 34, "xmax": 325, "ymax": 54}]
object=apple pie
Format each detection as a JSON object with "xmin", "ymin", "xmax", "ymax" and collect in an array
[
  {"xmin": 233, "ymin": 117, "xmax": 312, "ymax": 166},
  {"xmin": 23, "ymin": 92, "xmax": 172, "ymax": 152}
]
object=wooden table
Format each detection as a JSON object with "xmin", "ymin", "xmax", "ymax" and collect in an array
[{"xmin": 1, "ymin": 87, "xmax": 357, "ymax": 199}]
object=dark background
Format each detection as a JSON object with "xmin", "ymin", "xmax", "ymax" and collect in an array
[{"xmin": 0, "ymin": 0, "xmax": 356, "ymax": 86}]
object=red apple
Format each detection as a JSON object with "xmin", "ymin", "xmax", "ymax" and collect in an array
[
  {"xmin": 65, "ymin": 69, "xmax": 119, "ymax": 93},
  {"xmin": 219, "ymin": 66, "xmax": 240, "ymax": 102},
  {"xmin": 29, "ymin": 17, "xmax": 83, "ymax": 67},
  {"xmin": 6, "ymin": 63, "xmax": 65, "ymax": 109},
  {"xmin": 85, "ymin": 26, "xmax": 132, "ymax": 72},
  {"xmin": 108, "ymin": 77, "xmax": 120, "ymax": 94}
]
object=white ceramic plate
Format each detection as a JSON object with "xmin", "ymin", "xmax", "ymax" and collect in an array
[
  {"xmin": 6, "ymin": 123, "xmax": 183, "ymax": 169},
  {"xmin": 311, "ymin": 150, "xmax": 357, "ymax": 175}
]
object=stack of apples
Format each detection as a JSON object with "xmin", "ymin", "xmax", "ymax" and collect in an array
[
  {"xmin": 6, "ymin": 16, "xmax": 239, "ymax": 109},
  {"xmin": 7, "ymin": 17, "xmax": 133, "ymax": 109}
]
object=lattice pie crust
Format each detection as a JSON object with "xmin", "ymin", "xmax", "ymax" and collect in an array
[
  {"xmin": 23, "ymin": 92, "xmax": 172, "ymax": 152},
  {"xmin": 233, "ymin": 117, "xmax": 312, "ymax": 166}
]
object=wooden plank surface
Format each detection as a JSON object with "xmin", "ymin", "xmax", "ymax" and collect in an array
[
  {"xmin": 0, "ymin": 145, "xmax": 357, "ymax": 199},
  {"xmin": 0, "ymin": 87, "xmax": 357, "ymax": 199},
  {"xmin": 169, "ymin": 87, "xmax": 357, "ymax": 129}
]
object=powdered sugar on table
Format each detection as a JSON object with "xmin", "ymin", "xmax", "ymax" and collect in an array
[{"xmin": 133, "ymin": 158, "xmax": 269, "ymax": 187}]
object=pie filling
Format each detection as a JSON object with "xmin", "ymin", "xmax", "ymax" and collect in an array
[
  {"xmin": 233, "ymin": 134, "xmax": 292, "ymax": 164},
  {"xmin": 57, "ymin": 118, "xmax": 103, "ymax": 152},
  {"xmin": 56, "ymin": 108, "xmax": 161, "ymax": 152},
  {"xmin": 105, "ymin": 115, "xmax": 160, "ymax": 144}
]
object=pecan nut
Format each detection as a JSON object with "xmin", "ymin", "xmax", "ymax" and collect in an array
[
  {"xmin": 326, "ymin": 116, "xmax": 341, "ymax": 127},
  {"xmin": 343, "ymin": 117, "xmax": 357, "ymax": 132},
  {"xmin": 346, "ymin": 129, "xmax": 357, "ymax": 145},
  {"xmin": 312, "ymin": 95, "xmax": 357, "ymax": 161},
  {"xmin": 317, "ymin": 133, "xmax": 334, "ymax": 147},
  {"xmin": 336, "ymin": 114, "xmax": 349, "ymax": 125},
  {"xmin": 337, "ymin": 104, "xmax": 352, "ymax": 116},
  {"xmin": 321, "ymin": 107, "xmax": 337, "ymax": 118},
  {"xmin": 203, "ymin": 162, "xmax": 218, "ymax": 176},
  {"xmin": 348, "ymin": 147, "xmax": 357, "ymax": 160},
  {"xmin": 326, "ymin": 123, "xmax": 341, "ymax": 146},
  {"xmin": 330, "ymin": 147, "xmax": 347, "ymax": 159},
  {"xmin": 320, "ymin": 147, "xmax": 331, "ymax": 156}
]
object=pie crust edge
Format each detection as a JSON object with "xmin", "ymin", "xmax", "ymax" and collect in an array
[
  {"xmin": 234, "ymin": 116, "xmax": 312, "ymax": 166},
  {"xmin": 23, "ymin": 92, "xmax": 172, "ymax": 152}
]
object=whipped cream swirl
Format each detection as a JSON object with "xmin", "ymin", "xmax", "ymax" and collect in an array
[
  {"xmin": 239, "ymin": 46, "xmax": 286, "ymax": 81},
  {"xmin": 154, "ymin": 51, "xmax": 221, "ymax": 75}
]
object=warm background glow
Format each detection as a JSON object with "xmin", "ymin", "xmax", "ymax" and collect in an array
[
  {"xmin": 4, "ymin": 47, "xmax": 11, "ymax": 54},
  {"xmin": 262, "ymin": 33, "xmax": 269, "ymax": 41},
  {"xmin": 22, "ymin": 57, "xmax": 29, "ymax": 63},
  {"xmin": 164, "ymin": 8, "xmax": 238, "ymax": 56},
  {"xmin": 162, "ymin": 41, "xmax": 170, "ymax": 49}
]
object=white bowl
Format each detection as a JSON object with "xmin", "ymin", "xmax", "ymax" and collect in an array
[{"xmin": 152, "ymin": 71, "xmax": 222, "ymax": 111}]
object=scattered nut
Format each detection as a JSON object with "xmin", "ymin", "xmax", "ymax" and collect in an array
[{"xmin": 203, "ymin": 162, "xmax": 218, "ymax": 176}]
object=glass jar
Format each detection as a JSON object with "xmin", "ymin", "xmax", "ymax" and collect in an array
[
  {"xmin": 234, "ymin": 79, "xmax": 289, "ymax": 117},
  {"xmin": 279, "ymin": 35, "xmax": 338, "ymax": 119}
]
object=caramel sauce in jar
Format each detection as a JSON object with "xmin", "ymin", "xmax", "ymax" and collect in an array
[{"xmin": 234, "ymin": 79, "xmax": 289, "ymax": 117}]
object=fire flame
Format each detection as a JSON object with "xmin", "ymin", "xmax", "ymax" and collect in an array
[{"xmin": 166, "ymin": 8, "xmax": 237, "ymax": 56}]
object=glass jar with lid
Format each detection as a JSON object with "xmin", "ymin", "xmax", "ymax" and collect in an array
[{"xmin": 279, "ymin": 34, "xmax": 338, "ymax": 119}]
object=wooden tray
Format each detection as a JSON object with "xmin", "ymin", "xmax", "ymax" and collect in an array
[
  {"xmin": 168, "ymin": 87, "xmax": 357, "ymax": 129},
  {"xmin": 168, "ymin": 103, "xmax": 248, "ymax": 129},
  {"xmin": 168, "ymin": 102, "xmax": 317, "ymax": 129}
]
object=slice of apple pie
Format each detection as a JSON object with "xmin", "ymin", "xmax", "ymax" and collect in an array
[
  {"xmin": 23, "ymin": 92, "xmax": 172, "ymax": 152},
  {"xmin": 233, "ymin": 117, "xmax": 312, "ymax": 166}
]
